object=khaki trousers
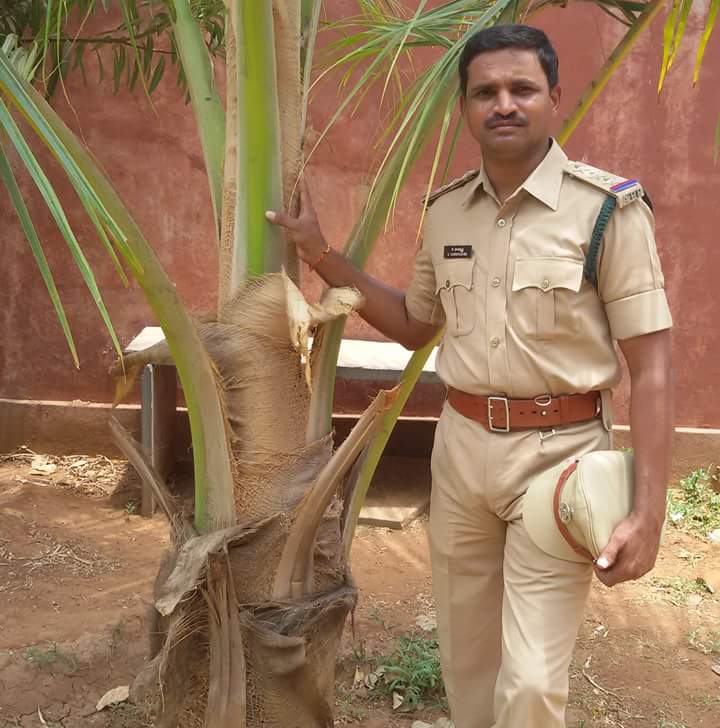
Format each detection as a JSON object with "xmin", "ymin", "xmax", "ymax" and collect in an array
[{"xmin": 429, "ymin": 402, "xmax": 611, "ymax": 728}]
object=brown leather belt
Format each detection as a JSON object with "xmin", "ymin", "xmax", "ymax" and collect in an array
[{"xmin": 446, "ymin": 387, "xmax": 601, "ymax": 433}]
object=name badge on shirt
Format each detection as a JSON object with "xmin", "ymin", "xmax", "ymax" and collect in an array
[{"xmin": 443, "ymin": 244, "xmax": 473, "ymax": 259}]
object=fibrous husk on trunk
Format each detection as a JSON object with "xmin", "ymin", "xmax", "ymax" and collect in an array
[{"xmin": 111, "ymin": 273, "xmax": 392, "ymax": 726}]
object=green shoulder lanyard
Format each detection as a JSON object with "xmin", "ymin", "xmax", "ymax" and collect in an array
[
  {"xmin": 583, "ymin": 196, "xmax": 617, "ymax": 288},
  {"xmin": 584, "ymin": 193, "xmax": 652, "ymax": 288}
]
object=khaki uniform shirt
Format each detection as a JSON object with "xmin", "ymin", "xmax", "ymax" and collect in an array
[{"xmin": 405, "ymin": 140, "xmax": 672, "ymax": 400}]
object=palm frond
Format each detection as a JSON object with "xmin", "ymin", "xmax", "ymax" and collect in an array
[
  {"xmin": 170, "ymin": 0, "xmax": 225, "ymax": 238},
  {"xmin": 0, "ymin": 90, "xmax": 124, "ymax": 361},
  {"xmin": 0, "ymin": 45, "xmax": 235, "ymax": 532},
  {"xmin": 222, "ymin": 0, "xmax": 285, "ymax": 287},
  {"xmin": 561, "ymin": 0, "xmax": 665, "ymax": 143},
  {"xmin": 1, "ymin": 32, "xmax": 40, "ymax": 81},
  {"xmin": 656, "ymin": 0, "xmax": 718, "ymax": 154},
  {"xmin": 693, "ymin": 0, "xmax": 718, "ymax": 85},
  {"xmin": 0, "ymin": 1, "xmax": 226, "ymax": 97},
  {"xmin": 0, "ymin": 135, "xmax": 79, "ymax": 367}
]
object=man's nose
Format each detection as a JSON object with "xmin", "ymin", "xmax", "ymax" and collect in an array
[{"xmin": 494, "ymin": 90, "xmax": 517, "ymax": 116}]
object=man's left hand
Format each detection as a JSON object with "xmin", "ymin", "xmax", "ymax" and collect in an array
[{"xmin": 594, "ymin": 510, "xmax": 664, "ymax": 587}]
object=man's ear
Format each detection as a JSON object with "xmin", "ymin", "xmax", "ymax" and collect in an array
[{"xmin": 550, "ymin": 85, "xmax": 562, "ymax": 113}]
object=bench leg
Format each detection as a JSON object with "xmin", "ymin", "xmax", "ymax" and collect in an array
[{"xmin": 140, "ymin": 364, "xmax": 177, "ymax": 517}]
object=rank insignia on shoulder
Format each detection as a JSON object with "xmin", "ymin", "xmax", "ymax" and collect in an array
[
  {"xmin": 422, "ymin": 169, "xmax": 480, "ymax": 208},
  {"xmin": 565, "ymin": 160, "xmax": 644, "ymax": 207},
  {"xmin": 443, "ymin": 244, "xmax": 473, "ymax": 259}
]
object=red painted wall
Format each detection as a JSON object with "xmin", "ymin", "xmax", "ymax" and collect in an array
[{"xmin": 1, "ymin": 3, "xmax": 718, "ymax": 427}]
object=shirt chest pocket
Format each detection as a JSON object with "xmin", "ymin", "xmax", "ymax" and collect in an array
[
  {"xmin": 435, "ymin": 259, "xmax": 476, "ymax": 336},
  {"xmin": 511, "ymin": 257, "xmax": 584, "ymax": 341}
]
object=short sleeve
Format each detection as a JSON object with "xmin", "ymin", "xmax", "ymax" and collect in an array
[
  {"xmin": 405, "ymin": 236, "xmax": 445, "ymax": 326},
  {"xmin": 596, "ymin": 200, "xmax": 672, "ymax": 340}
]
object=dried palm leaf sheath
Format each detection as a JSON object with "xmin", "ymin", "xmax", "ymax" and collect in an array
[{"xmin": 112, "ymin": 274, "xmax": 388, "ymax": 726}]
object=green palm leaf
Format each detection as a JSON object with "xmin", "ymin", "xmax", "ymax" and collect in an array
[
  {"xmin": 693, "ymin": 0, "xmax": 718, "ymax": 85},
  {"xmin": 170, "ymin": 0, "xmax": 225, "ymax": 238},
  {"xmin": 0, "ymin": 1, "xmax": 227, "ymax": 97},
  {"xmin": 0, "ymin": 135, "xmax": 79, "ymax": 367},
  {"xmin": 0, "ymin": 49, "xmax": 142, "ymax": 272},
  {"xmin": 0, "ymin": 41, "xmax": 235, "ymax": 533},
  {"xmin": 0, "ymin": 92, "xmax": 124, "ymax": 361}
]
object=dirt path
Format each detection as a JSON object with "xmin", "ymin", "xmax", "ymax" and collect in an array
[{"xmin": 0, "ymin": 459, "xmax": 718, "ymax": 727}]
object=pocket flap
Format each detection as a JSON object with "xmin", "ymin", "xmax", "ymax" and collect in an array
[
  {"xmin": 434, "ymin": 259, "xmax": 474, "ymax": 294},
  {"xmin": 512, "ymin": 257, "xmax": 584, "ymax": 293}
]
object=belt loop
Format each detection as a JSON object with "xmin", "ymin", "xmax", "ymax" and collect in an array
[{"xmin": 559, "ymin": 395, "xmax": 569, "ymax": 422}]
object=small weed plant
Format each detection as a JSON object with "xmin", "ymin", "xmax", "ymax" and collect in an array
[
  {"xmin": 667, "ymin": 467, "xmax": 720, "ymax": 537},
  {"xmin": 23, "ymin": 643, "xmax": 59, "ymax": 668},
  {"xmin": 376, "ymin": 632, "xmax": 445, "ymax": 711},
  {"xmin": 23, "ymin": 643, "xmax": 76, "ymax": 673},
  {"xmin": 686, "ymin": 627, "xmax": 720, "ymax": 655},
  {"xmin": 650, "ymin": 576, "xmax": 708, "ymax": 604},
  {"xmin": 124, "ymin": 500, "xmax": 139, "ymax": 515}
]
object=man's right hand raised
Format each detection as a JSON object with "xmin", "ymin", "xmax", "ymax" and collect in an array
[
  {"xmin": 264, "ymin": 176, "xmax": 440, "ymax": 351},
  {"xmin": 265, "ymin": 177, "xmax": 328, "ymax": 268}
]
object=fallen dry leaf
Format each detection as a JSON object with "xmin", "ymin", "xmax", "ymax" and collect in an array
[
  {"xmin": 364, "ymin": 671, "xmax": 381, "ymax": 690},
  {"xmin": 352, "ymin": 667, "xmax": 365, "ymax": 690},
  {"xmin": 96, "ymin": 685, "xmax": 130, "ymax": 711}
]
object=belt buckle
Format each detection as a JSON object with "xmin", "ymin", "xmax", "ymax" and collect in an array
[{"xmin": 488, "ymin": 396, "xmax": 510, "ymax": 433}]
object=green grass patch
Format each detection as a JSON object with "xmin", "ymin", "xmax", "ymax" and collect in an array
[
  {"xmin": 650, "ymin": 576, "xmax": 709, "ymax": 604},
  {"xmin": 667, "ymin": 467, "xmax": 720, "ymax": 537},
  {"xmin": 23, "ymin": 642, "xmax": 76, "ymax": 673},
  {"xmin": 376, "ymin": 632, "xmax": 446, "ymax": 711},
  {"xmin": 686, "ymin": 627, "xmax": 720, "ymax": 655}
]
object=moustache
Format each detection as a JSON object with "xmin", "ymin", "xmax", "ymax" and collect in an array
[{"xmin": 486, "ymin": 115, "xmax": 527, "ymax": 129}]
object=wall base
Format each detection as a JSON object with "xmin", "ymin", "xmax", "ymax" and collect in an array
[{"xmin": 1, "ymin": 398, "xmax": 716, "ymax": 484}]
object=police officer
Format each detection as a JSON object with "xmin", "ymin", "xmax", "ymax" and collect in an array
[{"xmin": 267, "ymin": 24, "xmax": 673, "ymax": 728}]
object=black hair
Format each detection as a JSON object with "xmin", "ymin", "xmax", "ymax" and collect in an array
[{"xmin": 458, "ymin": 24, "xmax": 559, "ymax": 96}]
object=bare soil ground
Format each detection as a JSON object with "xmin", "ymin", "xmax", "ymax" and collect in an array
[{"xmin": 0, "ymin": 454, "xmax": 718, "ymax": 728}]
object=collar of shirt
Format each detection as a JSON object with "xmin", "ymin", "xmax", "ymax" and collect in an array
[{"xmin": 462, "ymin": 138, "xmax": 568, "ymax": 211}]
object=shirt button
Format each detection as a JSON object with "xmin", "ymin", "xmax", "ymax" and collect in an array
[
  {"xmin": 491, "ymin": 276, "xmax": 501, "ymax": 287},
  {"xmin": 490, "ymin": 337, "xmax": 501, "ymax": 348},
  {"xmin": 444, "ymin": 279, "xmax": 451, "ymax": 289},
  {"xmin": 497, "ymin": 218, "xmax": 507, "ymax": 228},
  {"xmin": 541, "ymin": 278, "xmax": 550, "ymax": 290}
]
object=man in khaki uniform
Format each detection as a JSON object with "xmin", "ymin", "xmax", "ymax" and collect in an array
[{"xmin": 268, "ymin": 24, "xmax": 674, "ymax": 728}]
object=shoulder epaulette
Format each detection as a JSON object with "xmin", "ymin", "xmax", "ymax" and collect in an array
[
  {"xmin": 564, "ymin": 160, "xmax": 644, "ymax": 208},
  {"xmin": 422, "ymin": 169, "xmax": 480, "ymax": 208}
]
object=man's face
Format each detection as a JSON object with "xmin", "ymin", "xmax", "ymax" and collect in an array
[{"xmin": 461, "ymin": 48, "xmax": 560, "ymax": 160}]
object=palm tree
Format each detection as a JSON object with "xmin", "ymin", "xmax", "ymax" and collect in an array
[
  {"xmin": 657, "ymin": 0, "xmax": 718, "ymax": 159},
  {"xmin": 0, "ymin": 1, "xmax": 671, "ymax": 724}
]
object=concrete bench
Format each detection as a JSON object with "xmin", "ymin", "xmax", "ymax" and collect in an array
[{"xmin": 126, "ymin": 327, "xmax": 440, "ymax": 516}]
